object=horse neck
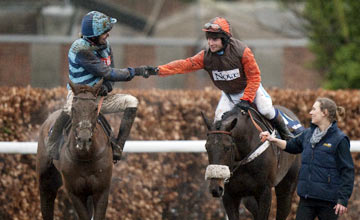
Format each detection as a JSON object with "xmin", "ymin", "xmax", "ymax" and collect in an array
[{"xmin": 233, "ymin": 117, "xmax": 261, "ymax": 159}]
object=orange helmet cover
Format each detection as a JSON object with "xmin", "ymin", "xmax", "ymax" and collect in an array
[{"xmin": 202, "ymin": 17, "xmax": 232, "ymax": 37}]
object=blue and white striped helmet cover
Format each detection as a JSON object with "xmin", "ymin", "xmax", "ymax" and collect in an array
[{"xmin": 81, "ymin": 11, "xmax": 117, "ymax": 38}]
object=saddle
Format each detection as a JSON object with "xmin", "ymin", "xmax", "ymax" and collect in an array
[
  {"xmin": 240, "ymin": 105, "xmax": 304, "ymax": 137},
  {"xmin": 238, "ymin": 105, "xmax": 304, "ymax": 167}
]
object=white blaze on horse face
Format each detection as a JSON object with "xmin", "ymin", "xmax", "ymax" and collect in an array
[
  {"xmin": 205, "ymin": 164, "xmax": 231, "ymax": 180},
  {"xmin": 78, "ymin": 120, "xmax": 92, "ymax": 129}
]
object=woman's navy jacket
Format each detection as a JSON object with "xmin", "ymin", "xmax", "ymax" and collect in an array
[{"xmin": 285, "ymin": 122, "xmax": 354, "ymax": 206}]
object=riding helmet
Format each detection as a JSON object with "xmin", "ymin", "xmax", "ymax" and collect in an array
[
  {"xmin": 202, "ymin": 17, "xmax": 232, "ymax": 50},
  {"xmin": 81, "ymin": 11, "xmax": 117, "ymax": 38}
]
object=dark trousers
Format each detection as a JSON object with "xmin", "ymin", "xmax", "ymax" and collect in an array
[{"xmin": 295, "ymin": 197, "xmax": 338, "ymax": 220}]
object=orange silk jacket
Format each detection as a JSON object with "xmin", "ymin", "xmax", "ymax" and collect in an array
[{"xmin": 158, "ymin": 38, "xmax": 261, "ymax": 103}]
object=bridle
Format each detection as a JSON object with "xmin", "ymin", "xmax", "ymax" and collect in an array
[
  {"xmin": 207, "ymin": 130, "xmax": 232, "ymax": 135},
  {"xmin": 207, "ymin": 109, "xmax": 275, "ymax": 180},
  {"xmin": 72, "ymin": 95, "xmax": 103, "ymax": 131},
  {"xmin": 66, "ymin": 95, "xmax": 105, "ymax": 162}
]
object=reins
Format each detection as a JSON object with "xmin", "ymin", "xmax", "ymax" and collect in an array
[
  {"xmin": 207, "ymin": 109, "xmax": 267, "ymax": 140},
  {"xmin": 97, "ymin": 96, "xmax": 104, "ymax": 115},
  {"xmin": 247, "ymin": 110, "xmax": 267, "ymax": 143}
]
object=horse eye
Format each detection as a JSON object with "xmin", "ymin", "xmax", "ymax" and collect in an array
[{"xmin": 224, "ymin": 146, "xmax": 230, "ymax": 152}]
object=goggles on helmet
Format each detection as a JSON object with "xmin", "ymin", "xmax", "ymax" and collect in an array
[
  {"xmin": 203, "ymin": 23, "xmax": 222, "ymax": 33},
  {"xmin": 202, "ymin": 17, "xmax": 232, "ymax": 37}
]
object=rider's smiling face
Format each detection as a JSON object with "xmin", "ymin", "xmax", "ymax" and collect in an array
[{"xmin": 207, "ymin": 37, "xmax": 223, "ymax": 52}]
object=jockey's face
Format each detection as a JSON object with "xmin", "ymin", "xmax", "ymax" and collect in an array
[
  {"xmin": 98, "ymin": 31, "xmax": 110, "ymax": 45},
  {"xmin": 207, "ymin": 37, "xmax": 223, "ymax": 53}
]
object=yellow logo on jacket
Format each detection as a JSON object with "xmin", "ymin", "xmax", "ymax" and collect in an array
[{"xmin": 323, "ymin": 143, "xmax": 332, "ymax": 148}]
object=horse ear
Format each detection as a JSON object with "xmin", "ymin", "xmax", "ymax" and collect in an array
[
  {"xmin": 201, "ymin": 112, "xmax": 212, "ymax": 130},
  {"xmin": 93, "ymin": 78, "xmax": 104, "ymax": 96},
  {"xmin": 68, "ymin": 80, "xmax": 78, "ymax": 95},
  {"xmin": 225, "ymin": 118, "xmax": 237, "ymax": 132}
]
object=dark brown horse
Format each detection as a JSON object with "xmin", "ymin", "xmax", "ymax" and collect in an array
[
  {"xmin": 36, "ymin": 80, "xmax": 113, "ymax": 220},
  {"xmin": 202, "ymin": 106, "xmax": 302, "ymax": 220}
]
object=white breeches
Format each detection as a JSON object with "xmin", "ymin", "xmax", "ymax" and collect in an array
[
  {"xmin": 214, "ymin": 84, "xmax": 275, "ymax": 122},
  {"xmin": 63, "ymin": 90, "xmax": 138, "ymax": 115}
]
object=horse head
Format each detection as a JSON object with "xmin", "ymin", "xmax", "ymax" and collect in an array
[
  {"xmin": 201, "ymin": 108, "xmax": 257, "ymax": 197},
  {"xmin": 68, "ymin": 79, "xmax": 103, "ymax": 154}
]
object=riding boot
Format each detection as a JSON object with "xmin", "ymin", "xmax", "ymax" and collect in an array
[
  {"xmin": 47, "ymin": 111, "xmax": 70, "ymax": 160},
  {"xmin": 114, "ymin": 107, "xmax": 137, "ymax": 161},
  {"xmin": 271, "ymin": 111, "xmax": 294, "ymax": 141}
]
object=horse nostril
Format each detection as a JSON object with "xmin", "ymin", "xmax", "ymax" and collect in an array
[
  {"xmin": 218, "ymin": 186, "xmax": 224, "ymax": 196},
  {"xmin": 211, "ymin": 189, "xmax": 219, "ymax": 197},
  {"xmin": 211, "ymin": 186, "xmax": 224, "ymax": 198}
]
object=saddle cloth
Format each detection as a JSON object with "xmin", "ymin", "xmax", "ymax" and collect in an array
[
  {"xmin": 246, "ymin": 105, "xmax": 304, "ymax": 137},
  {"xmin": 278, "ymin": 110, "xmax": 304, "ymax": 136}
]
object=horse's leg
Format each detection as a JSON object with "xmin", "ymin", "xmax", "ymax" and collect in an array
[
  {"xmin": 275, "ymin": 157, "xmax": 300, "ymax": 220},
  {"xmin": 68, "ymin": 193, "xmax": 91, "ymax": 220},
  {"xmin": 243, "ymin": 196, "xmax": 258, "ymax": 220},
  {"xmin": 87, "ymin": 196, "xmax": 94, "ymax": 219},
  {"xmin": 92, "ymin": 188, "xmax": 110, "ymax": 220},
  {"xmin": 222, "ymin": 192, "xmax": 241, "ymax": 220},
  {"xmin": 38, "ymin": 164, "xmax": 62, "ymax": 220},
  {"xmin": 255, "ymin": 185, "xmax": 272, "ymax": 220}
]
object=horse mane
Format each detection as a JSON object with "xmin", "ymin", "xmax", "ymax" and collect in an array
[
  {"xmin": 73, "ymin": 84, "xmax": 98, "ymax": 97},
  {"xmin": 215, "ymin": 107, "xmax": 241, "ymax": 130}
]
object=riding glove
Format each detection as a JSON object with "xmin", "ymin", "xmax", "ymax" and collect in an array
[
  {"xmin": 236, "ymin": 100, "xmax": 251, "ymax": 111},
  {"xmin": 146, "ymin": 66, "xmax": 158, "ymax": 76},
  {"xmin": 133, "ymin": 66, "xmax": 158, "ymax": 78},
  {"xmin": 134, "ymin": 66, "xmax": 148, "ymax": 78},
  {"xmin": 98, "ymin": 80, "xmax": 113, "ymax": 96}
]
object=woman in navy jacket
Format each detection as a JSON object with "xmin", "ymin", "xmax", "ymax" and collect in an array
[{"xmin": 260, "ymin": 97, "xmax": 354, "ymax": 220}]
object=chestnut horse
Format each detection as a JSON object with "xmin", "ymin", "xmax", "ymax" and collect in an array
[
  {"xmin": 202, "ymin": 106, "xmax": 302, "ymax": 220},
  {"xmin": 36, "ymin": 80, "xmax": 113, "ymax": 220}
]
